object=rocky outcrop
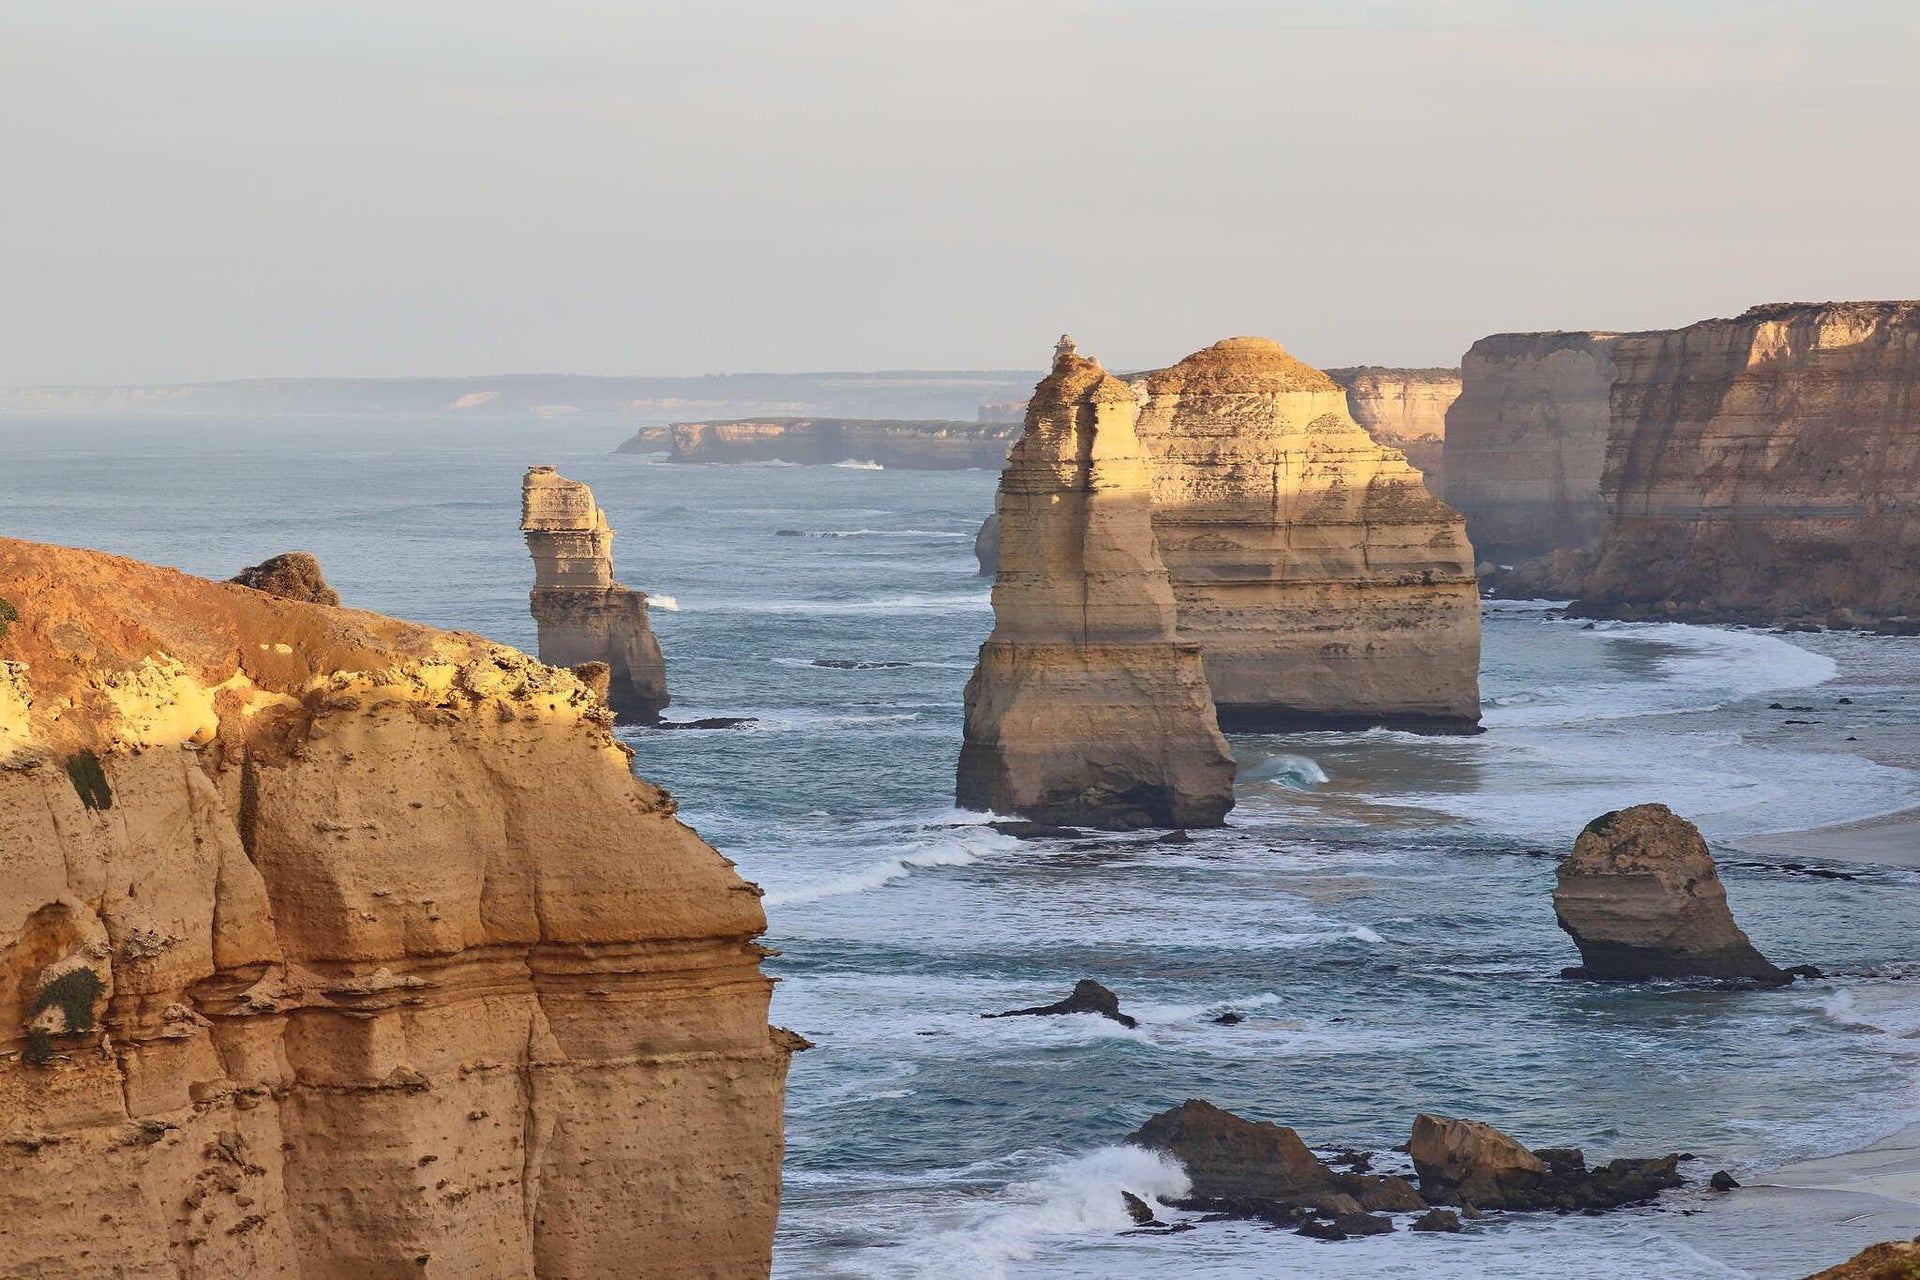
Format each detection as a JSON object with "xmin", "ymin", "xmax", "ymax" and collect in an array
[
  {"xmin": 983, "ymin": 979, "xmax": 1136, "ymax": 1028},
  {"xmin": 1554, "ymin": 803, "xmax": 1787, "ymax": 982},
  {"xmin": 1132, "ymin": 338, "xmax": 1481, "ymax": 733},
  {"xmin": 956, "ymin": 342, "xmax": 1235, "ymax": 829},
  {"xmin": 1326, "ymin": 366, "xmax": 1459, "ymax": 498},
  {"xmin": 522, "ymin": 466, "xmax": 669, "ymax": 724},
  {"xmin": 1129, "ymin": 1100, "xmax": 1333, "ymax": 1201},
  {"xmin": 656, "ymin": 418, "xmax": 1019, "ymax": 469},
  {"xmin": 1410, "ymin": 1114, "xmax": 1683, "ymax": 1212},
  {"xmin": 0, "ymin": 537, "xmax": 794, "ymax": 1279},
  {"xmin": 1444, "ymin": 332, "xmax": 1628, "ymax": 560},
  {"xmin": 229, "ymin": 552, "xmax": 340, "ymax": 607},
  {"xmin": 1804, "ymin": 1239, "xmax": 1920, "ymax": 1279},
  {"xmin": 1574, "ymin": 302, "xmax": 1920, "ymax": 625}
]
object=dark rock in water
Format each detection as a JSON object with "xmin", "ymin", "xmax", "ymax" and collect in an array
[
  {"xmin": 1323, "ymin": 1148, "xmax": 1373, "ymax": 1173},
  {"xmin": 1410, "ymin": 1114, "xmax": 1683, "ymax": 1212},
  {"xmin": 1769, "ymin": 702, "xmax": 1786, "ymax": 709},
  {"xmin": 1126, "ymin": 1100, "xmax": 1333, "ymax": 1201},
  {"xmin": 1341, "ymin": 1173, "xmax": 1426, "ymax": 1212},
  {"xmin": 229, "ymin": 551, "xmax": 340, "ymax": 606},
  {"xmin": 1710, "ymin": 1170, "xmax": 1741, "ymax": 1191},
  {"xmin": 1838, "ymin": 697, "xmax": 1855, "ymax": 704},
  {"xmin": 1168, "ymin": 1195, "xmax": 1308, "ymax": 1228},
  {"xmin": 985, "ymin": 979, "xmax": 1137, "ymax": 1028},
  {"xmin": 1156, "ymin": 829, "xmax": 1193, "ymax": 844},
  {"xmin": 1786, "ymin": 964, "xmax": 1826, "ymax": 980},
  {"xmin": 775, "ymin": 529, "xmax": 805, "ymax": 536},
  {"xmin": 1554, "ymin": 804, "xmax": 1788, "ymax": 983},
  {"xmin": 990, "ymin": 820, "xmax": 1086, "ymax": 840},
  {"xmin": 1120, "ymin": 1190, "xmax": 1157, "ymax": 1226},
  {"xmin": 1212, "ymin": 1011, "xmax": 1245, "ymax": 1026},
  {"xmin": 656, "ymin": 716, "xmax": 757, "ymax": 730},
  {"xmin": 812, "ymin": 659, "xmax": 912, "ymax": 669},
  {"xmin": 1295, "ymin": 1219, "xmax": 1347, "ymax": 1241},
  {"xmin": 1410, "ymin": 1208, "xmax": 1463, "ymax": 1232},
  {"xmin": 1332, "ymin": 1212, "xmax": 1393, "ymax": 1237}
]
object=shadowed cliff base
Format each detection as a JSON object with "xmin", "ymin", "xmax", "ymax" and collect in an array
[{"xmin": 1214, "ymin": 704, "xmax": 1486, "ymax": 735}]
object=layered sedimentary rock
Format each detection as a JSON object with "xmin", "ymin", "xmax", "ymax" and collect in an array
[
  {"xmin": 957, "ymin": 343, "xmax": 1234, "ymax": 829},
  {"xmin": 1575, "ymin": 302, "xmax": 1920, "ymax": 624},
  {"xmin": 654, "ymin": 418, "xmax": 1020, "ymax": 469},
  {"xmin": 974, "ymin": 511, "xmax": 1000, "ymax": 577},
  {"xmin": 1326, "ymin": 366, "xmax": 1460, "ymax": 498},
  {"xmin": 1554, "ymin": 803, "xmax": 1785, "ymax": 982},
  {"xmin": 0, "ymin": 537, "xmax": 794, "ymax": 1278},
  {"xmin": 522, "ymin": 466, "xmax": 669, "ymax": 724},
  {"xmin": 1444, "ymin": 332, "xmax": 1627, "ymax": 559},
  {"xmin": 228, "ymin": 552, "xmax": 340, "ymax": 606},
  {"xmin": 1408, "ymin": 1114, "xmax": 1682, "ymax": 1211},
  {"xmin": 1133, "ymin": 338, "xmax": 1481, "ymax": 732}
]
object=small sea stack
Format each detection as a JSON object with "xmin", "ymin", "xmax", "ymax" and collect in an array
[
  {"xmin": 521, "ymin": 466, "xmax": 670, "ymax": 724},
  {"xmin": 1553, "ymin": 803, "xmax": 1787, "ymax": 983},
  {"xmin": 956, "ymin": 338, "xmax": 1234, "ymax": 830}
]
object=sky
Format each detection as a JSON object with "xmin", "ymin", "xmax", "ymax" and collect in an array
[{"xmin": 3, "ymin": 0, "xmax": 1918, "ymax": 385}]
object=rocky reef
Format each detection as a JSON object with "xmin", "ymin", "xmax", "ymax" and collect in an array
[
  {"xmin": 0, "ymin": 537, "xmax": 795, "ymax": 1278},
  {"xmin": 1575, "ymin": 301, "xmax": 1920, "ymax": 625},
  {"xmin": 1443, "ymin": 331, "xmax": 1627, "ymax": 561},
  {"xmin": 1326, "ymin": 366, "xmax": 1459, "ymax": 498},
  {"xmin": 522, "ymin": 466, "xmax": 669, "ymax": 724},
  {"xmin": 1132, "ymin": 338, "xmax": 1481, "ymax": 733},
  {"xmin": 956, "ymin": 341, "xmax": 1235, "ymax": 829},
  {"xmin": 648, "ymin": 418, "xmax": 1019, "ymax": 469},
  {"xmin": 1554, "ymin": 804, "xmax": 1787, "ymax": 983}
]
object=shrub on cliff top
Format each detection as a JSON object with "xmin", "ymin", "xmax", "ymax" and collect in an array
[
  {"xmin": 22, "ymin": 967, "xmax": 106, "ymax": 1067},
  {"xmin": 0, "ymin": 596, "xmax": 17, "ymax": 640}
]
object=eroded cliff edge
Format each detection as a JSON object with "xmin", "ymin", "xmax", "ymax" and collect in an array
[
  {"xmin": 654, "ymin": 418, "xmax": 1020, "ymax": 469},
  {"xmin": 1326, "ymin": 366, "xmax": 1459, "ymax": 499},
  {"xmin": 1576, "ymin": 301, "xmax": 1920, "ymax": 625},
  {"xmin": 0, "ymin": 538, "xmax": 793, "ymax": 1278}
]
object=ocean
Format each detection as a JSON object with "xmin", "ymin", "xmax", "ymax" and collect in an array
[{"xmin": 5, "ymin": 418, "xmax": 1919, "ymax": 1278}]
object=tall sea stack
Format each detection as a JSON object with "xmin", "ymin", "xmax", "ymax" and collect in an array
[
  {"xmin": 957, "ymin": 339, "xmax": 1235, "ymax": 829},
  {"xmin": 521, "ymin": 466, "xmax": 670, "ymax": 723},
  {"xmin": 1133, "ymin": 338, "xmax": 1481, "ymax": 733}
]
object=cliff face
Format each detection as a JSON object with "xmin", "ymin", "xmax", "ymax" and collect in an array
[
  {"xmin": 1326, "ymin": 367, "xmax": 1460, "ymax": 499},
  {"xmin": 1576, "ymin": 302, "xmax": 1920, "ymax": 624},
  {"xmin": 957, "ymin": 345, "xmax": 1235, "ymax": 829},
  {"xmin": 522, "ymin": 467, "xmax": 669, "ymax": 724},
  {"xmin": 1134, "ymin": 338, "xmax": 1481, "ymax": 733},
  {"xmin": 651, "ymin": 419, "xmax": 1020, "ymax": 469},
  {"xmin": 0, "ymin": 538, "xmax": 792, "ymax": 1279},
  {"xmin": 1443, "ymin": 333, "xmax": 1627, "ymax": 559}
]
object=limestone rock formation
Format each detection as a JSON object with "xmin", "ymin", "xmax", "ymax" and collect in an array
[
  {"xmin": 1132, "ymin": 338, "xmax": 1481, "ymax": 732},
  {"xmin": 1575, "ymin": 302, "xmax": 1920, "ymax": 625},
  {"xmin": 1444, "ymin": 332, "xmax": 1627, "ymax": 560},
  {"xmin": 1127, "ymin": 1100, "xmax": 1333, "ymax": 1201},
  {"xmin": 1410, "ymin": 1115, "xmax": 1682, "ymax": 1211},
  {"xmin": 1326, "ymin": 366, "xmax": 1460, "ymax": 498},
  {"xmin": 1554, "ymin": 803, "xmax": 1786, "ymax": 982},
  {"xmin": 228, "ymin": 552, "xmax": 340, "ymax": 606},
  {"xmin": 660, "ymin": 418, "xmax": 1019, "ymax": 469},
  {"xmin": 1804, "ymin": 1238, "xmax": 1920, "ymax": 1279},
  {"xmin": 0, "ymin": 537, "xmax": 794, "ymax": 1279},
  {"xmin": 956, "ymin": 343, "xmax": 1235, "ymax": 829},
  {"xmin": 522, "ymin": 466, "xmax": 669, "ymax": 724}
]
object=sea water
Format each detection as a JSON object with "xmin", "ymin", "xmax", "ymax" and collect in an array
[{"xmin": 5, "ymin": 419, "xmax": 1920, "ymax": 1278}]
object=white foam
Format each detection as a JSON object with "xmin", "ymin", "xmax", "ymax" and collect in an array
[
  {"xmin": 833, "ymin": 459, "xmax": 886, "ymax": 470},
  {"xmin": 645, "ymin": 592, "xmax": 680, "ymax": 611},
  {"xmin": 764, "ymin": 843, "xmax": 980, "ymax": 907},
  {"xmin": 1239, "ymin": 752, "xmax": 1330, "ymax": 788}
]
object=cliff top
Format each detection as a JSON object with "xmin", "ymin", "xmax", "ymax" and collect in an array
[
  {"xmin": 1032, "ymin": 351, "xmax": 1137, "ymax": 412},
  {"xmin": 1325, "ymin": 365, "xmax": 1461, "ymax": 384},
  {"xmin": 1733, "ymin": 300, "xmax": 1920, "ymax": 323},
  {"xmin": 1142, "ymin": 337, "xmax": 1343, "ymax": 396}
]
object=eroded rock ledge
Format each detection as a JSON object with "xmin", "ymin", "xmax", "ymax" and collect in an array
[{"xmin": 0, "ymin": 537, "xmax": 793, "ymax": 1278}]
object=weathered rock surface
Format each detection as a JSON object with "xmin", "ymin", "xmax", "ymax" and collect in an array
[
  {"xmin": 1804, "ymin": 1238, "xmax": 1920, "ymax": 1279},
  {"xmin": 0, "ymin": 537, "xmax": 795, "ymax": 1279},
  {"xmin": 1326, "ymin": 366, "xmax": 1460, "ymax": 499},
  {"xmin": 659, "ymin": 418, "xmax": 1019, "ymax": 469},
  {"xmin": 983, "ymin": 979, "xmax": 1137, "ymax": 1028},
  {"xmin": 1132, "ymin": 338, "xmax": 1481, "ymax": 733},
  {"xmin": 956, "ymin": 342, "xmax": 1234, "ymax": 829},
  {"xmin": 228, "ymin": 552, "xmax": 340, "ymax": 607},
  {"xmin": 974, "ymin": 510, "xmax": 1000, "ymax": 577},
  {"xmin": 522, "ymin": 466, "xmax": 670, "ymax": 724},
  {"xmin": 1554, "ymin": 803, "xmax": 1787, "ymax": 982},
  {"xmin": 1575, "ymin": 301, "xmax": 1920, "ymax": 625},
  {"xmin": 1127, "ymin": 1100, "xmax": 1333, "ymax": 1201},
  {"xmin": 1444, "ymin": 332, "xmax": 1628, "ymax": 560},
  {"xmin": 1410, "ymin": 1115, "xmax": 1683, "ymax": 1211}
]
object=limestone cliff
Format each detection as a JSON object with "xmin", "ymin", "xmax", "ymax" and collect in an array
[
  {"xmin": 0, "ymin": 538, "xmax": 793, "ymax": 1279},
  {"xmin": 957, "ymin": 342, "xmax": 1234, "ymax": 829},
  {"xmin": 522, "ymin": 467, "xmax": 669, "ymax": 724},
  {"xmin": 1326, "ymin": 367, "xmax": 1460, "ymax": 499},
  {"xmin": 656, "ymin": 418, "xmax": 1019, "ymax": 469},
  {"xmin": 1576, "ymin": 302, "xmax": 1920, "ymax": 625},
  {"xmin": 1133, "ymin": 338, "xmax": 1481, "ymax": 733},
  {"xmin": 1443, "ymin": 332, "xmax": 1627, "ymax": 560}
]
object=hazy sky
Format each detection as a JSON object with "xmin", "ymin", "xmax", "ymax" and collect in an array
[{"xmin": 4, "ymin": 0, "xmax": 1918, "ymax": 384}]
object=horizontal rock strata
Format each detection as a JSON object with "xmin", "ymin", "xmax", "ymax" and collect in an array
[
  {"xmin": 660, "ymin": 418, "xmax": 1019, "ymax": 469},
  {"xmin": 522, "ymin": 466, "xmax": 669, "ymax": 724},
  {"xmin": 1326, "ymin": 366, "xmax": 1460, "ymax": 498},
  {"xmin": 957, "ymin": 343, "xmax": 1234, "ymax": 829},
  {"xmin": 0, "ymin": 537, "xmax": 793, "ymax": 1278},
  {"xmin": 1133, "ymin": 338, "xmax": 1481, "ymax": 732}
]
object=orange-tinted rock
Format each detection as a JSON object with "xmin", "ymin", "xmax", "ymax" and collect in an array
[
  {"xmin": 229, "ymin": 551, "xmax": 340, "ymax": 606},
  {"xmin": 1803, "ymin": 1238, "xmax": 1920, "ymax": 1279}
]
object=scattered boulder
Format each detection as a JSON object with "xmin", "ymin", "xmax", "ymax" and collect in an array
[
  {"xmin": 1710, "ymin": 1169, "xmax": 1740, "ymax": 1191},
  {"xmin": 989, "ymin": 820, "xmax": 1085, "ymax": 840},
  {"xmin": 228, "ymin": 551, "xmax": 339, "ymax": 606},
  {"xmin": 1410, "ymin": 1208, "xmax": 1463, "ymax": 1233},
  {"xmin": 1212, "ymin": 1011, "xmax": 1244, "ymax": 1026},
  {"xmin": 984, "ymin": 979, "xmax": 1137, "ymax": 1029},
  {"xmin": 1553, "ymin": 803, "xmax": 1789, "ymax": 983},
  {"xmin": 1120, "ymin": 1190, "xmax": 1156, "ymax": 1225},
  {"xmin": 1410, "ymin": 1115, "xmax": 1683, "ymax": 1211},
  {"xmin": 1803, "ymin": 1238, "xmax": 1920, "ymax": 1279},
  {"xmin": 1127, "ymin": 1100, "xmax": 1334, "ymax": 1201}
]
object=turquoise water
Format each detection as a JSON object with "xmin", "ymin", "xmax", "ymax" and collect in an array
[{"xmin": 5, "ymin": 419, "xmax": 1920, "ymax": 1278}]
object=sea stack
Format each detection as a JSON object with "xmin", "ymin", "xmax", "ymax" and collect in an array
[
  {"xmin": 1132, "ymin": 338, "xmax": 1481, "ymax": 733},
  {"xmin": 1554, "ymin": 803, "xmax": 1787, "ymax": 983},
  {"xmin": 521, "ymin": 466, "xmax": 670, "ymax": 723},
  {"xmin": 1575, "ymin": 302, "xmax": 1920, "ymax": 626},
  {"xmin": 0, "ymin": 537, "xmax": 795, "ymax": 1278},
  {"xmin": 956, "ymin": 338, "xmax": 1234, "ymax": 829}
]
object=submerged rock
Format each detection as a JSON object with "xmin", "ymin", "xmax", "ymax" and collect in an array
[
  {"xmin": 984, "ymin": 979, "xmax": 1137, "ymax": 1028},
  {"xmin": 228, "ymin": 551, "xmax": 339, "ymax": 606},
  {"xmin": 1554, "ymin": 803, "xmax": 1787, "ymax": 983}
]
